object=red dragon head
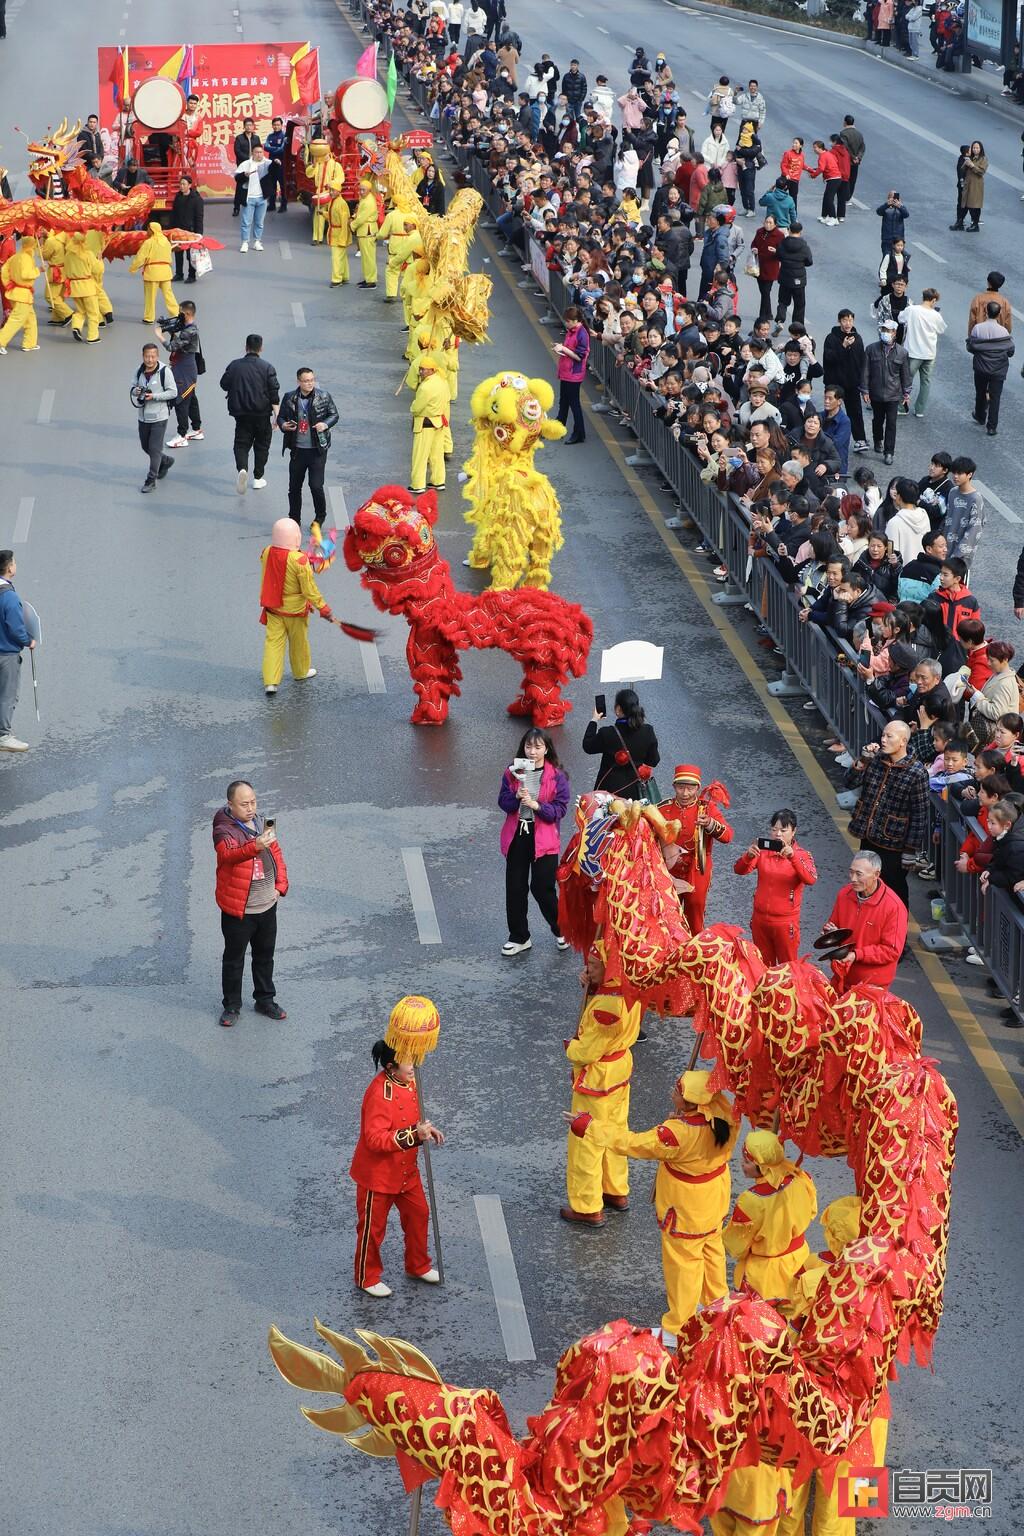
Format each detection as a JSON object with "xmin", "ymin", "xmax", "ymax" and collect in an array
[{"xmin": 342, "ymin": 485, "xmax": 438, "ymax": 574}]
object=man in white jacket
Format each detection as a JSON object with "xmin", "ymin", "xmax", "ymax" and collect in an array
[
  {"xmin": 591, "ymin": 74, "xmax": 615, "ymax": 122},
  {"xmin": 901, "ymin": 287, "xmax": 948, "ymax": 419}
]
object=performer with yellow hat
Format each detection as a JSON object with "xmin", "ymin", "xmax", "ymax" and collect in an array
[
  {"xmin": 409, "ymin": 352, "xmax": 451, "ymax": 495},
  {"xmin": 397, "ymin": 224, "xmax": 427, "ymax": 324},
  {"xmin": 308, "ymin": 144, "xmax": 344, "ymax": 244},
  {"xmin": 658, "ymin": 764, "xmax": 733, "ymax": 935},
  {"xmin": 64, "ymin": 231, "xmax": 104, "ymax": 343},
  {"xmin": 258, "ymin": 517, "xmax": 334, "ymax": 696},
  {"xmin": 568, "ymin": 1067, "xmax": 737, "ymax": 1337},
  {"xmin": 129, "ymin": 222, "xmax": 179, "ymax": 324},
  {"xmin": 353, "ymin": 178, "xmax": 381, "ymax": 287},
  {"xmin": 710, "ymin": 1464, "xmax": 792, "ymax": 1536},
  {"xmin": 724, "ymin": 1129, "xmax": 817, "ymax": 1312},
  {"xmin": 39, "ymin": 231, "xmax": 74, "ymax": 327},
  {"xmin": 326, "ymin": 188, "xmax": 351, "ymax": 287},
  {"xmin": 377, "ymin": 206, "xmax": 416, "ymax": 302},
  {"xmin": 779, "ymin": 1196, "xmax": 891, "ymax": 1536},
  {"xmin": 348, "ymin": 1007, "xmax": 444, "ymax": 1298},
  {"xmin": 84, "ymin": 228, "xmax": 115, "ymax": 325},
  {"xmin": 561, "ymin": 942, "xmax": 643, "ymax": 1228},
  {"xmin": 0, "ymin": 237, "xmax": 41, "ymax": 354}
]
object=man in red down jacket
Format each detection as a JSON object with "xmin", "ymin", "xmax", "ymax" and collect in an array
[{"xmin": 212, "ymin": 778, "xmax": 289, "ymax": 1028}]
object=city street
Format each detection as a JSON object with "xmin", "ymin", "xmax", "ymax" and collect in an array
[{"xmin": 1, "ymin": 1, "xmax": 1023, "ymax": 1533}]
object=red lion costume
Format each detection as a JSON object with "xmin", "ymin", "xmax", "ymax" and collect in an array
[{"xmin": 342, "ymin": 485, "xmax": 593, "ymax": 725}]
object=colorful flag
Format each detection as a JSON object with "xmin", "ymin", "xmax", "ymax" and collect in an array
[
  {"xmin": 386, "ymin": 51, "xmax": 398, "ymax": 113},
  {"xmin": 289, "ymin": 42, "xmax": 320, "ymax": 105},
  {"xmin": 356, "ymin": 43, "xmax": 378, "ymax": 80},
  {"xmin": 158, "ymin": 45, "xmax": 186, "ymax": 81},
  {"xmin": 108, "ymin": 45, "xmax": 130, "ymax": 106}
]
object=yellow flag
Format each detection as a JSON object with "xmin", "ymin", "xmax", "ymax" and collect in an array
[
  {"xmin": 290, "ymin": 41, "xmax": 311, "ymax": 104},
  {"xmin": 158, "ymin": 45, "xmax": 186, "ymax": 81}
]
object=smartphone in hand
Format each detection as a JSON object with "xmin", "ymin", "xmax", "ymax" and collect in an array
[{"xmin": 595, "ymin": 693, "xmax": 607, "ymax": 718}]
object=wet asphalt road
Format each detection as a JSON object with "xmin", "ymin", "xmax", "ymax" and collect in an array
[{"xmin": 1, "ymin": 1, "xmax": 1023, "ymax": 1533}]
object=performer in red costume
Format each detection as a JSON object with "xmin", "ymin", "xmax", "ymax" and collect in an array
[
  {"xmin": 349, "ymin": 1038, "xmax": 445, "ymax": 1298},
  {"xmin": 659, "ymin": 764, "xmax": 733, "ymax": 934},
  {"xmin": 733, "ymin": 808, "xmax": 817, "ymax": 964}
]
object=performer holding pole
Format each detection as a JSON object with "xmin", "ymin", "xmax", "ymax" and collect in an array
[{"xmin": 349, "ymin": 999, "xmax": 444, "ymax": 1298}]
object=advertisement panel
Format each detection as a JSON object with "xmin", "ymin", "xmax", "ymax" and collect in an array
[
  {"xmin": 96, "ymin": 44, "xmax": 319, "ymax": 196},
  {"xmin": 966, "ymin": 0, "xmax": 1005, "ymax": 61}
]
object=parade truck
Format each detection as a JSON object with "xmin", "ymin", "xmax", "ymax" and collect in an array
[
  {"xmin": 128, "ymin": 77, "xmax": 198, "ymax": 211},
  {"xmin": 282, "ymin": 75, "xmax": 394, "ymax": 207}
]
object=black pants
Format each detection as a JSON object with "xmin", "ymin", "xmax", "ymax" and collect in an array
[
  {"xmin": 846, "ymin": 160, "xmax": 860, "ymax": 200},
  {"xmin": 756, "ymin": 276, "xmax": 775, "ymax": 321},
  {"xmin": 233, "ymin": 173, "xmax": 245, "ymax": 213},
  {"xmin": 173, "ymin": 248, "xmax": 197, "ymax": 282},
  {"xmin": 505, "ymin": 824, "xmax": 559, "ymax": 942},
  {"xmin": 264, "ymin": 161, "xmax": 286, "ymax": 210},
  {"xmin": 775, "ymin": 281, "xmax": 805, "ymax": 325},
  {"xmin": 846, "ymin": 392, "xmax": 866, "ymax": 444},
  {"xmin": 174, "ymin": 389, "xmax": 202, "ymax": 435},
  {"xmin": 821, "ymin": 177, "xmax": 841, "ymax": 218},
  {"xmin": 974, "ymin": 374, "xmax": 1003, "ymax": 429},
  {"xmin": 860, "ymin": 840, "xmax": 908, "ymax": 907},
  {"xmin": 738, "ymin": 166, "xmax": 757, "ymax": 212},
  {"xmin": 221, "ymin": 904, "xmax": 277, "ymax": 1009},
  {"xmin": 784, "ymin": 176, "xmax": 800, "ymax": 206},
  {"xmin": 233, "ymin": 413, "xmax": 274, "ymax": 475},
  {"xmin": 138, "ymin": 420, "xmax": 168, "ymax": 478},
  {"xmin": 870, "ymin": 397, "xmax": 899, "ymax": 454},
  {"xmin": 287, "ymin": 450, "xmax": 327, "ymax": 523},
  {"xmin": 557, "ymin": 379, "xmax": 584, "ymax": 440},
  {"xmin": 837, "ymin": 180, "xmax": 851, "ymax": 218}
]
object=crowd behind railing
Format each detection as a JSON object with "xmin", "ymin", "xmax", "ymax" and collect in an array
[{"xmin": 352, "ymin": 0, "xmax": 1024, "ymax": 1025}]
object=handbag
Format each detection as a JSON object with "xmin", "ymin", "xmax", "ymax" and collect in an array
[
  {"xmin": 190, "ymin": 245, "xmax": 213, "ymax": 278},
  {"xmin": 196, "ymin": 345, "xmax": 206, "ymax": 376}
]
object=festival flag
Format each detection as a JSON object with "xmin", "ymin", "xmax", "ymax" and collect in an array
[
  {"xmin": 386, "ymin": 51, "xmax": 398, "ymax": 112},
  {"xmin": 108, "ymin": 45, "xmax": 130, "ymax": 107},
  {"xmin": 356, "ymin": 42, "xmax": 378, "ymax": 80},
  {"xmin": 289, "ymin": 42, "xmax": 321, "ymax": 105},
  {"xmin": 158, "ymin": 45, "xmax": 187, "ymax": 81}
]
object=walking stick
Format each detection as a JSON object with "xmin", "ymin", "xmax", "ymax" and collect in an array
[
  {"xmin": 30, "ymin": 648, "xmax": 39, "ymax": 720},
  {"xmin": 384, "ymin": 996, "xmax": 446, "ymax": 1284},
  {"xmin": 408, "ymin": 1484, "xmax": 423, "ymax": 1536},
  {"xmin": 686, "ymin": 1029, "xmax": 705, "ymax": 1071},
  {"xmin": 414, "ymin": 1062, "xmax": 445, "ymax": 1286}
]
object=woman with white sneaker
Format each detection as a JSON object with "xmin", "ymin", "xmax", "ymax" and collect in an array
[
  {"xmin": 349, "ymin": 1038, "xmax": 444, "ymax": 1298},
  {"xmin": 499, "ymin": 728, "xmax": 570, "ymax": 957}
]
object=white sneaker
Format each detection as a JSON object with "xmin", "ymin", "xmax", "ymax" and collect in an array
[
  {"xmin": 462, "ymin": 557, "xmax": 473, "ymax": 566},
  {"xmin": 556, "ymin": 936, "xmax": 571, "ymax": 951},
  {"xmin": 236, "ymin": 468, "xmax": 248, "ymax": 494},
  {"xmin": 300, "ymin": 667, "xmax": 317, "ymax": 680},
  {"xmin": 827, "ymin": 217, "xmax": 839, "ymax": 226},
  {"xmin": 414, "ymin": 1267, "xmax": 441, "ymax": 1284},
  {"xmin": 965, "ymin": 948, "xmax": 984, "ymax": 966},
  {"xmin": 251, "ymin": 476, "xmax": 267, "ymax": 489},
  {"xmin": 186, "ymin": 429, "xmax": 204, "ymax": 440},
  {"xmin": 361, "ymin": 1281, "xmax": 392, "ymax": 1298},
  {"xmin": 0, "ymin": 733, "xmax": 29, "ymax": 751},
  {"xmin": 658, "ymin": 1327, "xmax": 677, "ymax": 1348},
  {"xmin": 0, "ymin": 346, "xmax": 7, "ymax": 356},
  {"xmin": 254, "ymin": 241, "xmax": 264, "ymax": 251},
  {"xmin": 166, "ymin": 435, "xmax": 189, "ymax": 448},
  {"xmin": 240, "ymin": 241, "xmax": 249, "ymax": 253},
  {"xmin": 501, "ymin": 939, "xmax": 532, "ymax": 956},
  {"xmin": 265, "ymin": 684, "xmax": 277, "ymax": 696}
]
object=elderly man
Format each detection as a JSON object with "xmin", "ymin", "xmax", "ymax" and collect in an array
[
  {"xmin": 847, "ymin": 719, "xmax": 930, "ymax": 904},
  {"xmin": 212, "ymin": 779, "xmax": 289, "ymax": 1028},
  {"xmin": 821, "ymin": 850, "xmax": 907, "ymax": 991},
  {"xmin": 898, "ymin": 658, "xmax": 953, "ymax": 724}
]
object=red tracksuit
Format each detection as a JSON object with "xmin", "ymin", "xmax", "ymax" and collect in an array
[
  {"xmin": 733, "ymin": 843, "xmax": 817, "ymax": 963},
  {"xmin": 349, "ymin": 1070, "xmax": 431, "ymax": 1287}
]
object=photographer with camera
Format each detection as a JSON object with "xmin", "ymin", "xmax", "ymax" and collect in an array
[
  {"xmin": 157, "ymin": 301, "xmax": 203, "ymax": 449},
  {"xmin": 130, "ymin": 342, "xmax": 178, "ymax": 493},
  {"xmin": 498, "ymin": 728, "xmax": 570, "ymax": 957},
  {"xmin": 877, "ymin": 189, "xmax": 909, "ymax": 256},
  {"xmin": 276, "ymin": 367, "xmax": 340, "ymax": 528}
]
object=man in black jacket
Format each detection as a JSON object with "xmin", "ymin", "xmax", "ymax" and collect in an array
[
  {"xmin": 233, "ymin": 118, "xmax": 261, "ymax": 216},
  {"xmin": 823, "ymin": 311, "xmax": 866, "ymax": 454},
  {"xmin": 562, "ymin": 59, "xmax": 588, "ymax": 122},
  {"xmin": 159, "ymin": 300, "xmax": 203, "ymax": 446},
  {"xmin": 831, "ymin": 568, "xmax": 882, "ymax": 640},
  {"xmin": 77, "ymin": 114, "xmax": 104, "ymax": 168},
  {"xmin": 170, "ymin": 175, "xmax": 205, "ymax": 282},
  {"xmin": 774, "ymin": 221, "xmax": 813, "ymax": 330},
  {"xmin": 276, "ymin": 368, "xmax": 340, "ymax": 526},
  {"xmin": 219, "ymin": 334, "xmax": 280, "ymax": 494}
]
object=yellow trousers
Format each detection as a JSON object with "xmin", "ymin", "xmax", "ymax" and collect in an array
[
  {"xmin": 711, "ymin": 1512, "xmax": 779, "ymax": 1536},
  {"xmin": 661, "ymin": 1228, "xmax": 728, "ymax": 1335},
  {"xmin": 312, "ymin": 207, "xmax": 327, "ymax": 244},
  {"xmin": 357, "ymin": 236, "xmax": 377, "ymax": 283},
  {"xmin": 385, "ymin": 256, "xmax": 402, "ymax": 298},
  {"xmin": 330, "ymin": 245, "xmax": 350, "ymax": 284},
  {"xmin": 262, "ymin": 612, "xmax": 312, "ymax": 686},
  {"xmin": 0, "ymin": 303, "xmax": 38, "ymax": 350},
  {"xmin": 46, "ymin": 281, "xmax": 72, "ymax": 322},
  {"xmin": 71, "ymin": 295, "xmax": 101, "ymax": 342},
  {"xmin": 410, "ymin": 425, "xmax": 447, "ymax": 492},
  {"xmin": 97, "ymin": 280, "xmax": 114, "ymax": 319},
  {"xmin": 778, "ymin": 1416, "xmax": 889, "ymax": 1536},
  {"xmin": 566, "ymin": 1087, "xmax": 630, "ymax": 1214},
  {"xmin": 142, "ymin": 279, "xmax": 178, "ymax": 324}
]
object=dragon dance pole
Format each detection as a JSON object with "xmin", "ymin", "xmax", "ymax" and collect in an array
[
  {"xmin": 408, "ymin": 1483, "xmax": 423, "ymax": 1536},
  {"xmin": 385, "ymin": 995, "xmax": 445, "ymax": 1285}
]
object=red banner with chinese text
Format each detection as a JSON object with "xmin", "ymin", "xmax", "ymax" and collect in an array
[{"xmin": 97, "ymin": 44, "xmax": 321, "ymax": 197}]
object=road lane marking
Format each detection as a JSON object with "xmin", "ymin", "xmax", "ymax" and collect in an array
[
  {"xmin": 13, "ymin": 497, "xmax": 33, "ymax": 543},
  {"xmin": 37, "ymin": 389, "xmax": 55, "ymax": 424},
  {"xmin": 291, "ymin": 301, "xmax": 306, "ymax": 328},
  {"xmin": 912, "ymin": 240, "xmax": 947, "ymax": 264},
  {"xmin": 474, "ymin": 1195, "xmax": 536, "ymax": 1362},
  {"xmin": 849, "ymin": 196, "xmax": 868, "ymax": 210},
  {"xmin": 974, "ymin": 480, "xmax": 1022, "ymax": 526},
  {"xmin": 596, "ymin": 23, "xmax": 609, "ymax": 32},
  {"xmin": 401, "ymin": 848, "xmax": 442, "ymax": 944},
  {"xmin": 359, "ymin": 640, "xmax": 386, "ymax": 694},
  {"xmin": 279, "ymin": 241, "xmax": 292, "ymax": 261},
  {"xmin": 118, "ymin": 26, "xmax": 126, "ymax": 35},
  {"xmin": 328, "ymin": 484, "xmax": 350, "ymax": 526},
  {"xmin": 1012, "ymin": 307, "xmax": 1024, "ymax": 325}
]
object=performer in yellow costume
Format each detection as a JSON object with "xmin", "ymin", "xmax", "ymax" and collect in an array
[
  {"xmin": 64, "ymin": 231, "xmax": 103, "ymax": 343},
  {"xmin": 327, "ymin": 190, "xmax": 351, "ymax": 286},
  {"xmin": 39, "ymin": 232, "xmax": 73, "ymax": 326},
  {"xmin": 396, "ymin": 224, "xmax": 426, "ymax": 322},
  {"xmin": 562, "ymin": 942, "xmax": 642, "ymax": 1226},
  {"xmin": 309, "ymin": 145, "xmax": 344, "ymax": 244},
  {"xmin": 724, "ymin": 1129, "xmax": 817, "ymax": 1312},
  {"xmin": 409, "ymin": 353, "xmax": 450, "ymax": 495},
  {"xmin": 377, "ymin": 206, "xmax": 415, "ymax": 302},
  {"xmin": 84, "ymin": 228, "xmax": 115, "ymax": 324},
  {"xmin": 711, "ymin": 1464, "xmax": 793, "ymax": 1536},
  {"xmin": 129, "ymin": 222, "xmax": 178, "ymax": 325},
  {"xmin": 0, "ymin": 238, "xmax": 41, "ymax": 354},
  {"xmin": 259, "ymin": 517, "xmax": 334, "ymax": 695},
  {"xmin": 353, "ymin": 178, "xmax": 380, "ymax": 287},
  {"xmin": 568, "ymin": 1068, "xmax": 737, "ymax": 1335},
  {"xmin": 778, "ymin": 1196, "xmax": 892, "ymax": 1536}
]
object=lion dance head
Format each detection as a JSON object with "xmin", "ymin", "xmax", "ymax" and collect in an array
[{"xmin": 470, "ymin": 371, "xmax": 567, "ymax": 455}]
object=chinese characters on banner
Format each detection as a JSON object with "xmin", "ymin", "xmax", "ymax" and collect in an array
[{"xmin": 96, "ymin": 43, "xmax": 321, "ymax": 196}]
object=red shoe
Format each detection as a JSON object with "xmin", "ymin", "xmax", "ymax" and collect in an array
[{"xmin": 560, "ymin": 1205, "xmax": 606, "ymax": 1227}]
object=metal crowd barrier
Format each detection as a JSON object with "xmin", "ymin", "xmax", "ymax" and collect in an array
[{"xmin": 385, "ymin": 26, "xmax": 1024, "ymax": 1013}]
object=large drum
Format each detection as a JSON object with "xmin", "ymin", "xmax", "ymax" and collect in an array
[
  {"xmin": 132, "ymin": 77, "xmax": 186, "ymax": 131},
  {"xmin": 333, "ymin": 76, "xmax": 389, "ymax": 131}
]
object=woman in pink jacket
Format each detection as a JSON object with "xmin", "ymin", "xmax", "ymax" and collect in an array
[
  {"xmin": 498, "ymin": 729, "xmax": 571, "ymax": 956},
  {"xmin": 554, "ymin": 303, "xmax": 591, "ymax": 443}
]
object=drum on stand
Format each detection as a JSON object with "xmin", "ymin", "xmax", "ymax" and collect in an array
[
  {"xmin": 132, "ymin": 77, "xmax": 186, "ymax": 131},
  {"xmin": 333, "ymin": 77, "xmax": 389, "ymax": 131}
]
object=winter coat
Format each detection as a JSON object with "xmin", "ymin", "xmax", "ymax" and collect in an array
[
  {"xmin": 701, "ymin": 132, "xmax": 731, "ymax": 168},
  {"xmin": 131, "ymin": 361, "xmax": 177, "ymax": 423},
  {"xmin": 831, "ymin": 583, "xmax": 883, "ymax": 640},
  {"xmin": 854, "ymin": 550, "xmax": 902, "ymax": 601},
  {"xmin": 897, "ymin": 551, "xmax": 942, "ymax": 603},
  {"xmin": 582, "ymin": 718, "xmax": 660, "ymax": 797},
  {"xmin": 967, "ymin": 319, "xmax": 1014, "ymax": 380},
  {"xmin": 822, "ymin": 325, "xmax": 866, "ymax": 393},
  {"xmin": 700, "ymin": 223, "xmax": 731, "ymax": 277},
  {"xmin": 986, "ymin": 818, "xmax": 1024, "ymax": 891},
  {"xmin": 886, "ymin": 504, "xmax": 930, "ymax": 564},
  {"xmin": 969, "ymin": 667, "xmax": 1019, "ymax": 722},
  {"xmin": 219, "ymin": 352, "xmax": 281, "ymax": 417},
  {"xmin": 961, "ymin": 153, "xmax": 987, "ymax": 211},
  {"xmin": 751, "ymin": 225, "xmax": 784, "ymax": 281},
  {"xmin": 277, "ymin": 386, "xmax": 340, "ymax": 454},
  {"xmin": 212, "ymin": 807, "xmax": 288, "ymax": 918},
  {"xmin": 498, "ymin": 761, "xmax": 570, "ymax": 856},
  {"xmin": 861, "ymin": 339, "xmax": 910, "ymax": 402},
  {"xmin": 777, "ymin": 234, "xmax": 813, "ymax": 288},
  {"xmin": 757, "ymin": 185, "xmax": 796, "ymax": 227},
  {"xmin": 876, "ymin": 200, "xmax": 908, "ymax": 244}
]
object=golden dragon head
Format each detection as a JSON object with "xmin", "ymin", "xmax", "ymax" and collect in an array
[{"xmin": 27, "ymin": 118, "xmax": 84, "ymax": 188}]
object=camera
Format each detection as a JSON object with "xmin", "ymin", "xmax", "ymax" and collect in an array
[
  {"xmin": 157, "ymin": 314, "xmax": 182, "ymax": 333},
  {"xmin": 512, "ymin": 757, "xmax": 531, "ymax": 776}
]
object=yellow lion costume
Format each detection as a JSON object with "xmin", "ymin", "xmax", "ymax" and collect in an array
[{"xmin": 463, "ymin": 371, "xmax": 566, "ymax": 591}]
